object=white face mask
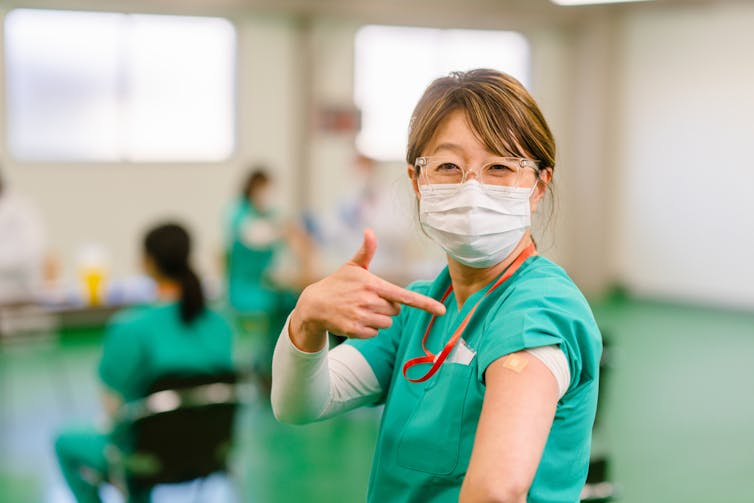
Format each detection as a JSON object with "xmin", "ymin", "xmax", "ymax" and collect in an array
[{"xmin": 419, "ymin": 180, "xmax": 533, "ymax": 268}]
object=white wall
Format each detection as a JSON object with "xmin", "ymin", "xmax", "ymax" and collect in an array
[
  {"xmin": 0, "ymin": 10, "xmax": 301, "ymax": 287},
  {"xmin": 611, "ymin": 2, "xmax": 754, "ymax": 309},
  {"xmin": 4, "ymin": 0, "xmax": 752, "ymax": 309},
  {"xmin": 307, "ymin": 19, "xmax": 360, "ymax": 218},
  {"xmin": 0, "ymin": 3, "xmax": 613, "ymax": 296},
  {"xmin": 532, "ymin": 12, "xmax": 618, "ymax": 295}
]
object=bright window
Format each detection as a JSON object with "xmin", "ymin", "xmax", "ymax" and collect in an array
[
  {"xmin": 4, "ymin": 9, "xmax": 236, "ymax": 162},
  {"xmin": 354, "ymin": 25, "xmax": 531, "ymax": 161}
]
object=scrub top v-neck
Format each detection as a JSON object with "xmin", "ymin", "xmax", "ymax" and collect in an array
[{"xmin": 347, "ymin": 255, "xmax": 602, "ymax": 503}]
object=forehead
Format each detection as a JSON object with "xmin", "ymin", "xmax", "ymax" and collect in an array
[{"xmin": 424, "ymin": 109, "xmax": 496, "ymax": 157}]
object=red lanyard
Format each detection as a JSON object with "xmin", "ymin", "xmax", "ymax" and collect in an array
[{"xmin": 402, "ymin": 242, "xmax": 536, "ymax": 383}]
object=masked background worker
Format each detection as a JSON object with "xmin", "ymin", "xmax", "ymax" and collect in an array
[
  {"xmin": 55, "ymin": 223, "xmax": 233, "ymax": 503},
  {"xmin": 225, "ymin": 168, "xmax": 281, "ymax": 315},
  {"xmin": 224, "ymin": 166, "xmax": 313, "ymax": 388},
  {"xmin": 272, "ymin": 69, "xmax": 602, "ymax": 503}
]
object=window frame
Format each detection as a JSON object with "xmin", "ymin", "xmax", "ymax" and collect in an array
[{"xmin": 0, "ymin": 8, "xmax": 240, "ymax": 166}]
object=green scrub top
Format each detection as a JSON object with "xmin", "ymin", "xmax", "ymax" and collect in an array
[
  {"xmin": 98, "ymin": 303, "xmax": 234, "ymax": 402},
  {"xmin": 347, "ymin": 256, "xmax": 602, "ymax": 503},
  {"xmin": 225, "ymin": 200, "xmax": 280, "ymax": 313}
]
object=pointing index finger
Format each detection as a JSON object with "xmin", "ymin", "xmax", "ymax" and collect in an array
[{"xmin": 373, "ymin": 279, "xmax": 446, "ymax": 316}]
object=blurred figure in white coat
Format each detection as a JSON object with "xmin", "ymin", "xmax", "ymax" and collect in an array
[{"xmin": 0, "ymin": 169, "xmax": 47, "ymax": 305}]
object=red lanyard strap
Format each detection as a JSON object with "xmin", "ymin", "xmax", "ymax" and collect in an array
[{"xmin": 402, "ymin": 243, "xmax": 536, "ymax": 383}]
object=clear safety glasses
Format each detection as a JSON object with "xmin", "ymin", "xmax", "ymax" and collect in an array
[{"xmin": 414, "ymin": 156, "xmax": 541, "ymax": 191}]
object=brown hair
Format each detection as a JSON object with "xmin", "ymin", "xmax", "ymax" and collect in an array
[
  {"xmin": 406, "ymin": 69, "xmax": 555, "ymax": 172},
  {"xmin": 241, "ymin": 166, "xmax": 271, "ymax": 201}
]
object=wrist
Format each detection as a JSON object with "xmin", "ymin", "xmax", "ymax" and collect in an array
[{"xmin": 289, "ymin": 297, "xmax": 327, "ymax": 353}]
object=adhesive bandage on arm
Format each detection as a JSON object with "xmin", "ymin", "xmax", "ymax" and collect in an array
[
  {"xmin": 525, "ymin": 345, "xmax": 571, "ymax": 399},
  {"xmin": 271, "ymin": 315, "xmax": 382, "ymax": 424}
]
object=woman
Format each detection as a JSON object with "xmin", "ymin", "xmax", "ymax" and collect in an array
[
  {"xmin": 55, "ymin": 223, "xmax": 233, "ymax": 503},
  {"xmin": 224, "ymin": 166, "xmax": 313, "ymax": 313},
  {"xmin": 224, "ymin": 167, "xmax": 313, "ymax": 386},
  {"xmin": 225, "ymin": 168, "xmax": 280, "ymax": 314},
  {"xmin": 271, "ymin": 69, "xmax": 602, "ymax": 503}
]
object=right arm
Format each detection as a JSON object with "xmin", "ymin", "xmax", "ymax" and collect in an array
[
  {"xmin": 270, "ymin": 316, "xmax": 382, "ymax": 424},
  {"xmin": 271, "ymin": 228, "xmax": 445, "ymax": 424}
]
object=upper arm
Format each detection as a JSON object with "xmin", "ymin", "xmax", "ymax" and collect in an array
[
  {"xmin": 460, "ymin": 351, "xmax": 559, "ymax": 503},
  {"xmin": 98, "ymin": 317, "xmax": 144, "ymax": 399}
]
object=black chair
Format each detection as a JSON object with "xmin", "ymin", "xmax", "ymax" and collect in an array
[
  {"xmin": 581, "ymin": 458, "xmax": 617, "ymax": 503},
  {"xmin": 581, "ymin": 332, "xmax": 618, "ymax": 502},
  {"xmin": 108, "ymin": 371, "xmax": 240, "ymax": 502}
]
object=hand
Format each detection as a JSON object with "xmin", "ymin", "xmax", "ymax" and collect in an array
[{"xmin": 289, "ymin": 228, "xmax": 446, "ymax": 352}]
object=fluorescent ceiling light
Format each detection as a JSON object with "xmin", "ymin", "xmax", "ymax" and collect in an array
[{"xmin": 552, "ymin": 0, "xmax": 653, "ymax": 5}]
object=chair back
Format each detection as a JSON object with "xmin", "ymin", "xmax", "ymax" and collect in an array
[{"xmin": 115, "ymin": 371, "xmax": 239, "ymax": 491}]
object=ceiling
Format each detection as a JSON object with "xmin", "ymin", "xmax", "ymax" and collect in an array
[{"xmin": 0, "ymin": 0, "xmax": 741, "ymax": 25}]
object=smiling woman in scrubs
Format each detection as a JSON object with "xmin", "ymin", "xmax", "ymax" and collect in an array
[{"xmin": 271, "ymin": 69, "xmax": 602, "ymax": 503}]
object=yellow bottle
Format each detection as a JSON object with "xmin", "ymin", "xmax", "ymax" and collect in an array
[
  {"xmin": 78, "ymin": 244, "xmax": 108, "ymax": 307},
  {"xmin": 81, "ymin": 265, "xmax": 106, "ymax": 306}
]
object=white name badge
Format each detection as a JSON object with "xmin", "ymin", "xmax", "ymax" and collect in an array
[{"xmin": 446, "ymin": 338, "xmax": 476, "ymax": 365}]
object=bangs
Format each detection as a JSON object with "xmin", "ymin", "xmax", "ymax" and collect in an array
[
  {"xmin": 457, "ymin": 86, "xmax": 540, "ymax": 161},
  {"xmin": 407, "ymin": 69, "xmax": 555, "ymax": 169}
]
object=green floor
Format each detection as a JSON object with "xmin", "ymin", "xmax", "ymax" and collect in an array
[{"xmin": 2, "ymin": 295, "xmax": 754, "ymax": 502}]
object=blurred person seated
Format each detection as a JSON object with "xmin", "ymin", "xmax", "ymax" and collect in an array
[
  {"xmin": 54, "ymin": 222, "xmax": 234, "ymax": 503},
  {"xmin": 223, "ymin": 166, "xmax": 313, "ymax": 383}
]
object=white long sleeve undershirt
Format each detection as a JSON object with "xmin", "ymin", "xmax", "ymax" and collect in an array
[
  {"xmin": 271, "ymin": 315, "xmax": 382, "ymax": 424},
  {"xmin": 271, "ymin": 314, "xmax": 570, "ymax": 424}
]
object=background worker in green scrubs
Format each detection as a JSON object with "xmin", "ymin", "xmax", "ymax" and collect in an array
[
  {"xmin": 224, "ymin": 167, "xmax": 313, "ymax": 383},
  {"xmin": 54, "ymin": 223, "xmax": 233, "ymax": 503},
  {"xmin": 272, "ymin": 69, "xmax": 602, "ymax": 503},
  {"xmin": 225, "ymin": 168, "xmax": 283, "ymax": 314}
]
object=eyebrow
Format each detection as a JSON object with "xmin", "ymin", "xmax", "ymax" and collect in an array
[
  {"xmin": 430, "ymin": 142, "xmax": 465, "ymax": 155},
  {"xmin": 430, "ymin": 142, "xmax": 516, "ymax": 159}
]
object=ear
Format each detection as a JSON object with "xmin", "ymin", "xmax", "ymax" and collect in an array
[
  {"xmin": 407, "ymin": 164, "xmax": 420, "ymax": 199},
  {"xmin": 530, "ymin": 167, "xmax": 553, "ymax": 213}
]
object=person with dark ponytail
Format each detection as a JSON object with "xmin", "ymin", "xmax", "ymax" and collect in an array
[
  {"xmin": 54, "ymin": 222, "xmax": 233, "ymax": 503},
  {"xmin": 143, "ymin": 223, "xmax": 206, "ymax": 324}
]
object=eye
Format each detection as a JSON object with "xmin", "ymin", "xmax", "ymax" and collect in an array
[
  {"xmin": 485, "ymin": 163, "xmax": 516, "ymax": 175},
  {"xmin": 434, "ymin": 162, "xmax": 461, "ymax": 173}
]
